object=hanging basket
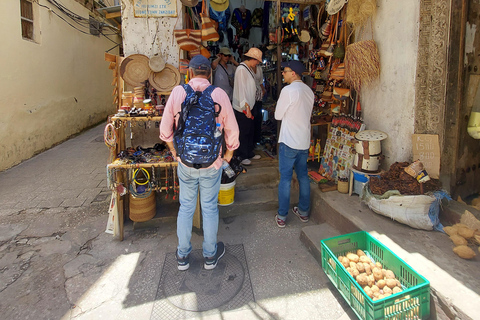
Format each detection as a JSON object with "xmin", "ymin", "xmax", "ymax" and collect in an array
[{"xmin": 129, "ymin": 192, "xmax": 156, "ymax": 222}]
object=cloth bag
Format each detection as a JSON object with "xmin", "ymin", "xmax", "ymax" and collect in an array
[
  {"xmin": 174, "ymin": 29, "xmax": 202, "ymax": 51},
  {"xmin": 200, "ymin": 0, "xmax": 219, "ymax": 41}
]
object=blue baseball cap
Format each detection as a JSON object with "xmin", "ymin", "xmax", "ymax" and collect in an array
[
  {"xmin": 281, "ymin": 60, "xmax": 306, "ymax": 75},
  {"xmin": 189, "ymin": 55, "xmax": 211, "ymax": 71}
]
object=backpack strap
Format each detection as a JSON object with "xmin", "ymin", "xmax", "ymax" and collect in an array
[{"xmin": 202, "ymin": 85, "xmax": 222, "ymax": 117}]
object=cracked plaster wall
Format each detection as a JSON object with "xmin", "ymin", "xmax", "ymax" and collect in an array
[
  {"xmin": 358, "ymin": 0, "xmax": 420, "ymax": 169},
  {"xmin": 0, "ymin": 0, "xmax": 120, "ymax": 171}
]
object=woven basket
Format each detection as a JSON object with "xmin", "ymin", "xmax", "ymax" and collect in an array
[
  {"xmin": 337, "ymin": 180, "xmax": 349, "ymax": 194},
  {"xmin": 129, "ymin": 192, "xmax": 156, "ymax": 222}
]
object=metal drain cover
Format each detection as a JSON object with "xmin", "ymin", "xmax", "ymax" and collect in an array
[
  {"xmin": 163, "ymin": 251, "xmax": 244, "ymax": 311},
  {"xmin": 151, "ymin": 244, "xmax": 255, "ymax": 319}
]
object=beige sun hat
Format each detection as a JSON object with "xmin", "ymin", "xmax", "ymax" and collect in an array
[
  {"xmin": 148, "ymin": 64, "xmax": 181, "ymax": 93},
  {"xmin": 180, "ymin": 0, "xmax": 199, "ymax": 7},
  {"xmin": 244, "ymin": 47, "xmax": 263, "ymax": 62},
  {"xmin": 210, "ymin": 0, "xmax": 229, "ymax": 12},
  {"xmin": 120, "ymin": 54, "xmax": 152, "ymax": 87},
  {"xmin": 149, "ymin": 53, "xmax": 166, "ymax": 73},
  {"xmin": 219, "ymin": 47, "xmax": 233, "ymax": 56}
]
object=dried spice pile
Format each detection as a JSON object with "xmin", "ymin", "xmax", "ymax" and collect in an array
[{"xmin": 369, "ymin": 162, "xmax": 441, "ymax": 195}]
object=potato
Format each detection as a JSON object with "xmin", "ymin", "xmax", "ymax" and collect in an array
[
  {"xmin": 382, "ymin": 269, "xmax": 387, "ymax": 277},
  {"xmin": 393, "ymin": 286, "xmax": 402, "ymax": 294},
  {"xmin": 359, "ymin": 255, "xmax": 371, "ymax": 264},
  {"xmin": 350, "ymin": 261, "xmax": 358, "ymax": 269},
  {"xmin": 364, "ymin": 286, "xmax": 374, "ymax": 298},
  {"xmin": 383, "ymin": 292, "xmax": 392, "ymax": 298},
  {"xmin": 356, "ymin": 273, "xmax": 368, "ymax": 287},
  {"xmin": 375, "ymin": 262, "xmax": 383, "ymax": 269},
  {"xmin": 453, "ymin": 245, "xmax": 476, "ymax": 259},
  {"xmin": 346, "ymin": 267, "xmax": 354, "ymax": 277},
  {"xmin": 371, "ymin": 285, "xmax": 380, "ymax": 293},
  {"xmin": 386, "ymin": 278, "xmax": 397, "ymax": 289},
  {"xmin": 347, "ymin": 253, "xmax": 360, "ymax": 263},
  {"xmin": 383, "ymin": 286, "xmax": 393, "ymax": 294},
  {"xmin": 357, "ymin": 249, "xmax": 366, "ymax": 257},
  {"xmin": 352, "ymin": 268, "xmax": 360, "ymax": 277},
  {"xmin": 450, "ymin": 234, "xmax": 468, "ymax": 246},
  {"xmin": 341, "ymin": 257, "xmax": 350, "ymax": 268},
  {"xmin": 385, "ymin": 270, "xmax": 395, "ymax": 279},
  {"xmin": 373, "ymin": 291, "xmax": 380, "ymax": 298},
  {"xmin": 368, "ymin": 274, "xmax": 375, "ymax": 287},
  {"xmin": 338, "ymin": 256, "xmax": 345, "ymax": 262},
  {"xmin": 457, "ymin": 226, "xmax": 475, "ymax": 239},
  {"xmin": 443, "ymin": 226, "xmax": 458, "ymax": 236},
  {"xmin": 364, "ymin": 263, "xmax": 372, "ymax": 275},
  {"xmin": 473, "ymin": 235, "xmax": 480, "ymax": 245},
  {"xmin": 376, "ymin": 279, "xmax": 386, "ymax": 289},
  {"xmin": 356, "ymin": 262, "xmax": 365, "ymax": 273},
  {"xmin": 372, "ymin": 267, "xmax": 383, "ymax": 281},
  {"xmin": 396, "ymin": 279, "xmax": 402, "ymax": 287},
  {"xmin": 377, "ymin": 294, "xmax": 385, "ymax": 300}
]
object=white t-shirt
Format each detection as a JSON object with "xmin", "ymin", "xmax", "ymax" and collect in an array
[
  {"xmin": 274, "ymin": 80, "xmax": 314, "ymax": 150},
  {"xmin": 232, "ymin": 62, "xmax": 257, "ymax": 113}
]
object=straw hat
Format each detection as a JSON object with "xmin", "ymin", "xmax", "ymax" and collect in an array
[
  {"xmin": 148, "ymin": 64, "xmax": 181, "ymax": 92},
  {"xmin": 120, "ymin": 54, "xmax": 151, "ymax": 87},
  {"xmin": 244, "ymin": 47, "xmax": 263, "ymax": 62},
  {"xmin": 210, "ymin": 0, "xmax": 229, "ymax": 12},
  {"xmin": 149, "ymin": 53, "xmax": 165, "ymax": 73},
  {"xmin": 299, "ymin": 30, "xmax": 311, "ymax": 43},
  {"xmin": 180, "ymin": 0, "xmax": 199, "ymax": 7}
]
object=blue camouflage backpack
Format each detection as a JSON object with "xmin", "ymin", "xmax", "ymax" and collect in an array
[{"xmin": 173, "ymin": 84, "xmax": 223, "ymax": 169}]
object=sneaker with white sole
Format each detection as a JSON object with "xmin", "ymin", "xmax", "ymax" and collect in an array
[
  {"xmin": 241, "ymin": 158, "xmax": 251, "ymax": 166},
  {"xmin": 275, "ymin": 215, "xmax": 286, "ymax": 228},
  {"xmin": 292, "ymin": 206, "xmax": 309, "ymax": 223},
  {"xmin": 176, "ymin": 250, "xmax": 190, "ymax": 271},
  {"xmin": 251, "ymin": 154, "xmax": 261, "ymax": 160},
  {"xmin": 204, "ymin": 242, "xmax": 225, "ymax": 270}
]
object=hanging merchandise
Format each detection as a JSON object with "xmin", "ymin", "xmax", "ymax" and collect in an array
[
  {"xmin": 281, "ymin": 5, "xmax": 300, "ymax": 42},
  {"xmin": 174, "ymin": 29, "xmax": 202, "ymax": 51},
  {"xmin": 200, "ymin": 0, "xmax": 219, "ymax": 41},
  {"xmin": 326, "ymin": 0, "xmax": 348, "ymax": 15},
  {"xmin": 180, "ymin": 0, "xmax": 199, "ymax": 7},
  {"xmin": 190, "ymin": 45, "xmax": 211, "ymax": 59},
  {"xmin": 149, "ymin": 53, "xmax": 165, "ymax": 73},
  {"xmin": 251, "ymin": 8, "xmax": 263, "ymax": 28},
  {"xmin": 346, "ymin": 0, "xmax": 376, "ymax": 27},
  {"xmin": 210, "ymin": 0, "xmax": 229, "ymax": 12},
  {"xmin": 119, "ymin": 54, "xmax": 152, "ymax": 87},
  {"xmin": 209, "ymin": 5, "xmax": 231, "ymax": 32},
  {"xmin": 231, "ymin": 6, "xmax": 252, "ymax": 39},
  {"xmin": 344, "ymin": 20, "xmax": 380, "ymax": 91}
]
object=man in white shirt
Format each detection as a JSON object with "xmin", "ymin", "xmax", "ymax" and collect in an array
[{"xmin": 274, "ymin": 60, "xmax": 314, "ymax": 228}]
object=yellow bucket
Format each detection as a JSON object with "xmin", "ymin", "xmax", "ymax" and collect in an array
[{"xmin": 218, "ymin": 181, "xmax": 236, "ymax": 206}]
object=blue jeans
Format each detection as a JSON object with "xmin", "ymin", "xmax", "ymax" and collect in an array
[
  {"xmin": 176, "ymin": 163, "xmax": 222, "ymax": 258},
  {"xmin": 277, "ymin": 143, "xmax": 310, "ymax": 220}
]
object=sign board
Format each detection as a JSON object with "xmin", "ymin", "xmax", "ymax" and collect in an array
[
  {"xmin": 412, "ymin": 134, "xmax": 440, "ymax": 179},
  {"xmin": 134, "ymin": 0, "xmax": 177, "ymax": 18}
]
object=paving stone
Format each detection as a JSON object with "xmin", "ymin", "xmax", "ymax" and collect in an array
[
  {"xmin": 0, "ymin": 208, "xmax": 19, "ymax": 218},
  {"xmin": 61, "ymin": 198, "xmax": 87, "ymax": 207},
  {"xmin": 14, "ymin": 200, "xmax": 41, "ymax": 210},
  {"xmin": 36, "ymin": 199, "xmax": 64, "ymax": 208}
]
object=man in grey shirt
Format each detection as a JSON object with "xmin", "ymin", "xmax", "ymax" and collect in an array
[{"xmin": 212, "ymin": 47, "xmax": 239, "ymax": 101}]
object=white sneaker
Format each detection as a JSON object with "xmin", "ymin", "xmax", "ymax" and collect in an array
[
  {"xmin": 251, "ymin": 155, "xmax": 261, "ymax": 160},
  {"xmin": 241, "ymin": 158, "xmax": 252, "ymax": 166}
]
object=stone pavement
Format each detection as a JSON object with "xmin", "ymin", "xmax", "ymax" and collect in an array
[{"xmin": 0, "ymin": 123, "xmax": 357, "ymax": 320}]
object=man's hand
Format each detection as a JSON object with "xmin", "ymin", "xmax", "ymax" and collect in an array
[
  {"xmin": 224, "ymin": 149, "xmax": 234, "ymax": 162},
  {"xmin": 244, "ymin": 104, "xmax": 254, "ymax": 119}
]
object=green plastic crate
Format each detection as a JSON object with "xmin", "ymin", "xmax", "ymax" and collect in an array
[{"xmin": 321, "ymin": 231, "xmax": 430, "ymax": 320}]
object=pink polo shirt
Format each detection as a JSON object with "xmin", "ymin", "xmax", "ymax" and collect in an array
[{"xmin": 159, "ymin": 77, "xmax": 240, "ymax": 170}]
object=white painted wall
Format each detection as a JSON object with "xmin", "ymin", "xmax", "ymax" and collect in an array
[
  {"xmin": 360, "ymin": 0, "xmax": 420, "ymax": 169},
  {"xmin": 0, "ymin": 0, "xmax": 120, "ymax": 171}
]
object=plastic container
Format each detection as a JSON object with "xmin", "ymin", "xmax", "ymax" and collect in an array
[
  {"xmin": 218, "ymin": 181, "xmax": 236, "ymax": 206},
  {"xmin": 321, "ymin": 231, "xmax": 430, "ymax": 320},
  {"xmin": 221, "ymin": 160, "xmax": 235, "ymax": 178}
]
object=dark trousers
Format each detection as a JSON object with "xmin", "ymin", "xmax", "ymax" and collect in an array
[
  {"xmin": 252, "ymin": 101, "xmax": 263, "ymax": 144},
  {"xmin": 234, "ymin": 109, "xmax": 255, "ymax": 160}
]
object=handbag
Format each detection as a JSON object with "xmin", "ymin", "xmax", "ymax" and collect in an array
[
  {"xmin": 190, "ymin": 46, "xmax": 211, "ymax": 59},
  {"xmin": 200, "ymin": 0, "xmax": 219, "ymax": 41},
  {"xmin": 333, "ymin": 87, "xmax": 350, "ymax": 100},
  {"xmin": 330, "ymin": 63, "xmax": 345, "ymax": 80},
  {"xmin": 179, "ymin": 59, "xmax": 189, "ymax": 75},
  {"xmin": 174, "ymin": 29, "xmax": 201, "ymax": 51}
]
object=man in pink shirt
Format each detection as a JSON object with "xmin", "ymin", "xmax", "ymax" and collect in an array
[{"xmin": 160, "ymin": 55, "xmax": 239, "ymax": 271}]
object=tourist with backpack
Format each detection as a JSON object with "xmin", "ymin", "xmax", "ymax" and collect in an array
[
  {"xmin": 232, "ymin": 47, "xmax": 263, "ymax": 166},
  {"xmin": 159, "ymin": 55, "xmax": 239, "ymax": 271}
]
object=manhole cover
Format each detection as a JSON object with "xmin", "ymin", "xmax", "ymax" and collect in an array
[
  {"xmin": 151, "ymin": 244, "xmax": 255, "ymax": 320},
  {"xmin": 163, "ymin": 251, "xmax": 244, "ymax": 311}
]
